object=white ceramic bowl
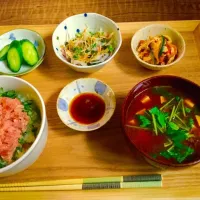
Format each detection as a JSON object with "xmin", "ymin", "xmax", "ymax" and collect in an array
[
  {"xmin": 57, "ymin": 78, "xmax": 116, "ymax": 131},
  {"xmin": 52, "ymin": 13, "xmax": 122, "ymax": 73},
  {"xmin": 0, "ymin": 29, "xmax": 45, "ymax": 76},
  {"xmin": 0, "ymin": 76, "xmax": 48, "ymax": 177},
  {"xmin": 131, "ymin": 24, "xmax": 185, "ymax": 70}
]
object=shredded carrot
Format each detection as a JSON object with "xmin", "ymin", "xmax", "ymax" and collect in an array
[{"xmin": 168, "ymin": 43, "xmax": 177, "ymax": 57}]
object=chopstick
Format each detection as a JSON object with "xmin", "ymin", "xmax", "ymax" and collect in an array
[
  {"xmin": 0, "ymin": 181, "xmax": 162, "ymax": 191},
  {"xmin": 0, "ymin": 174, "xmax": 162, "ymax": 187},
  {"xmin": 0, "ymin": 174, "xmax": 162, "ymax": 191}
]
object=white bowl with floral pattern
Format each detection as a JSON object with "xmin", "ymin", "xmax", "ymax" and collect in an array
[
  {"xmin": 57, "ymin": 78, "xmax": 116, "ymax": 131},
  {"xmin": 52, "ymin": 13, "xmax": 122, "ymax": 73}
]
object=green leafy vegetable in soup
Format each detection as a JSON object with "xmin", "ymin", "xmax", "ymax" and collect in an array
[
  {"xmin": 137, "ymin": 115, "xmax": 151, "ymax": 128},
  {"xmin": 126, "ymin": 86, "xmax": 200, "ymax": 164}
]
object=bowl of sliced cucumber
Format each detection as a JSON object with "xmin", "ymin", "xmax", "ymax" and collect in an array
[{"xmin": 0, "ymin": 29, "xmax": 45, "ymax": 76}]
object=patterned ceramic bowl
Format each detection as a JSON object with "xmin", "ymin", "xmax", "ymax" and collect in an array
[
  {"xmin": 131, "ymin": 24, "xmax": 185, "ymax": 70},
  {"xmin": 0, "ymin": 29, "xmax": 45, "ymax": 76},
  {"xmin": 52, "ymin": 13, "xmax": 122, "ymax": 73},
  {"xmin": 57, "ymin": 78, "xmax": 116, "ymax": 131}
]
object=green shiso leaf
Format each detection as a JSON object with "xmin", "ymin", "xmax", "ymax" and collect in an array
[
  {"xmin": 137, "ymin": 115, "xmax": 151, "ymax": 128},
  {"xmin": 177, "ymin": 147, "xmax": 194, "ymax": 163},
  {"xmin": 161, "ymin": 125, "xmax": 194, "ymax": 163},
  {"xmin": 160, "ymin": 151, "xmax": 171, "ymax": 159},
  {"xmin": 168, "ymin": 121, "xmax": 179, "ymax": 130},
  {"xmin": 161, "ymin": 145, "xmax": 194, "ymax": 163},
  {"xmin": 171, "ymin": 131, "xmax": 189, "ymax": 144},
  {"xmin": 149, "ymin": 106, "xmax": 168, "ymax": 129}
]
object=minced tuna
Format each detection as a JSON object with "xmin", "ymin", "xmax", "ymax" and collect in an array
[{"xmin": 0, "ymin": 97, "xmax": 29, "ymax": 162}]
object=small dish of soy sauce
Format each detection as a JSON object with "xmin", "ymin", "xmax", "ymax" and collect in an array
[{"xmin": 57, "ymin": 78, "xmax": 116, "ymax": 131}]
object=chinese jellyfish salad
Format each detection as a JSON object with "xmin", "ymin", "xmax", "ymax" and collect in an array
[
  {"xmin": 137, "ymin": 35, "xmax": 178, "ymax": 65},
  {"xmin": 60, "ymin": 28, "xmax": 116, "ymax": 66},
  {"xmin": 0, "ymin": 88, "xmax": 41, "ymax": 168},
  {"xmin": 125, "ymin": 86, "xmax": 200, "ymax": 164}
]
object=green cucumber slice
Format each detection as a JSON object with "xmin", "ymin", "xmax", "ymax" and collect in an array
[
  {"xmin": 21, "ymin": 39, "xmax": 39, "ymax": 66},
  {"xmin": 7, "ymin": 40, "xmax": 23, "ymax": 72},
  {"xmin": 0, "ymin": 44, "xmax": 10, "ymax": 61}
]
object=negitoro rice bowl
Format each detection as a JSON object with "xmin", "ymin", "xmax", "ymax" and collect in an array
[
  {"xmin": 0, "ymin": 76, "xmax": 47, "ymax": 177},
  {"xmin": 0, "ymin": 88, "xmax": 41, "ymax": 168}
]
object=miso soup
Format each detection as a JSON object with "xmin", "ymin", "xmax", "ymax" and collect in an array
[{"xmin": 125, "ymin": 86, "xmax": 200, "ymax": 164}]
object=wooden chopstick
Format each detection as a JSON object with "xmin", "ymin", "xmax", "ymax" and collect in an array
[
  {"xmin": 0, "ymin": 181, "xmax": 162, "ymax": 191},
  {"xmin": 0, "ymin": 174, "xmax": 162, "ymax": 187}
]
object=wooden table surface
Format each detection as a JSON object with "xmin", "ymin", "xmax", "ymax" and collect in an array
[
  {"xmin": 0, "ymin": 1, "xmax": 200, "ymax": 199},
  {"xmin": 0, "ymin": 20, "xmax": 199, "ymax": 199},
  {"xmin": 0, "ymin": 0, "xmax": 200, "ymax": 25}
]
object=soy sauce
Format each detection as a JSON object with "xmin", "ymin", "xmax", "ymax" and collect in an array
[{"xmin": 69, "ymin": 93, "xmax": 106, "ymax": 124}]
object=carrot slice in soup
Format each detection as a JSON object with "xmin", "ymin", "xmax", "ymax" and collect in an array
[
  {"xmin": 129, "ymin": 119, "xmax": 136, "ymax": 125},
  {"xmin": 184, "ymin": 99, "xmax": 195, "ymax": 108},
  {"xmin": 160, "ymin": 96, "xmax": 167, "ymax": 104},
  {"xmin": 195, "ymin": 115, "xmax": 200, "ymax": 127},
  {"xmin": 141, "ymin": 95, "xmax": 151, "ymax": 104},
  {"xmin": 136, "ymin": 108, "xmax": 146, "ymax": 115}
]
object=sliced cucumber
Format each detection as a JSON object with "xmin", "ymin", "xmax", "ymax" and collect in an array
[
  {"xmin": 21, "ymin": 39, "xmax": 39, "ymax": 66},
  {"xmin": 0, "ymin": 44, "xmax": 10, "ymax": 61},
  {"xmin": 7, "ymin": 40, "xmax": 23, "ymax": 72}
]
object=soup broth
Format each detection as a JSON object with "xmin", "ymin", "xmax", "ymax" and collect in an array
[{"xmin": 125, "ymin": 86, "xmax": 200, "ymax": 164}]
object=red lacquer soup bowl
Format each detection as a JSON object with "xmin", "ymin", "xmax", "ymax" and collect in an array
[{"xmin": 122, "ymin": 75, "xmax": 200, "ymax": 168}]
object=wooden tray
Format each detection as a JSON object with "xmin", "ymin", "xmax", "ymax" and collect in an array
[{"xmin": 0, "ymin": 20, "xmax": 200, "ymax": 199}]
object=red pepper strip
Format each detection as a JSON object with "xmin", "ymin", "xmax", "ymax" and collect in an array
[
  {"xmin": 159, "ymin": 55, "xmax": 165, "ymax": 63},
  {"xmin": 166, "ymin": 44, "xmax": 171, "ymax": 55},
  {"xmin": 167, "ymin": 43, "xmax": 177, "ymax": 57}
]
